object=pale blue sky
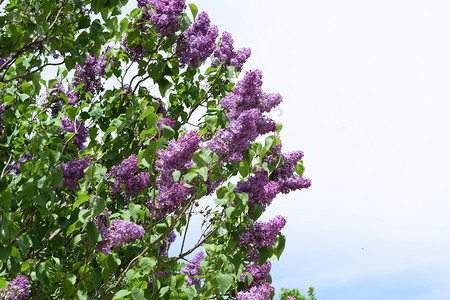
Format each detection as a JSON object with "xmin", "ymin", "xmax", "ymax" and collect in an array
[{"xmin": 188, "ymin": 0, "xmax": 450, "ymax": 299}]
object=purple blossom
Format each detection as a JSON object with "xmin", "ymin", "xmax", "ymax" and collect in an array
[
  {"xmin": 46, "ymin": 79, "xmax": 65, "ymax": 116},
  {"xmin": 213, "ymin": 31, "xmax": 251, "ymax": 72},
  {"xmin": 237, "ymin": 282, "xmax": 274, "ymax": 300},
  {"xmin": 156, "ymin": 131, "xmax": 200, "ymax": 178},
  {"xmin": 139, "ymin": 0, "xmax": 186, "ymax": 36},
  {"xmin": 220, "ymin": 69, "xmax": 282, "ymax": 120},
  {"xmin": 155, "ymin": 117, "xmax": 175, "ymax": 139},
  {"xmin": 235, "ymin": 170, "xmax": 279, "ymax": 213},
  {"xmin": 60, "ymin": 115, "xmax": 89, "ymax": 150},
  {"xmin": 148, "ymin": 271, "xmax": 169, "ymax": 290},
  {"xmin": 175, "ymin": 12, "xmax": 218, "ymax": 68},
  {"xmin": 72, "ymin": 49, "xmax": 110, "ymax": 94},
  {"xmin": 240, "ymin": 261, "xmax": 272, "ymax": 288},
  {"xmin": 270, "ymin": 150, "xmax": 312, "ymax": 194},
  {"xmin": 0, "ymin": 275, "xmax": 31, "ymax": 300},
  {"xmin": 159, "ymin": 230, "xmax": 176, "ymax": 257},
  {"xmin": 122, "ymin": 34, "xmax": 146, "ymax": 62},
  {"xmin": 10, "ymin": 153, "xmax": 33, "ymax": 174},
  {"xmin": 94, "ymin": 218, "xmax": 145, "ymax": 255},
  {"xmin": 238, "ymin": 215, "xmax": 286, "ymax": 249},
  {"xmin": 59, "ymin": 156, "xmax": 93, "ymax": 190},
  {"xmin": 206, "ymin": 109, "xmax": 262, "ymax": 163},
  {"xmin": 149, "ymin": 182, "xmax": 192, "ymax": 214},
  {"xmin": 105, "ymin": 154, "xmax": 150, "ymax": 198},
  {"xmin": 154, "ymin": 97, "xmax": 167, "ymax": 116},
  {"xmin": 181, "ymin": 252, "xmax": 204, "ymax": 286}
]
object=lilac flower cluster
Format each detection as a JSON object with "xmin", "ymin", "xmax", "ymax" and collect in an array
[
  {"xmin": 235, "ymin": 170, "xmax": 279, "ymax": 212},
  {"xmin": 181, "ymin": 251, "xmax": 204, "ymax": 286},
  {"xmin": 206, "ymin": 70, "xmax": 280, "ymax": 162},
  {"xmin": 72, "ymin": 49, "xmax": 110, "ymax": 95},
  {"xmin": 122, "ymin": 32, "xmax": 146, "ymax": 62},
  {"xmin": 220, "ymin": 69, "xmax": 282, "ymax": 120},
  {"xmin": 159, "ymin": 230, "xmax": 176, "ymax": 257},
  {"xmin": 59, "ymin": 156, "xmax": 93, "ymax": 190},
  {"xmin": 0, "ymin": 275, "xmax": 31, "ymax": 300},
  {"xmin": 147, "ymin": 131, "xmax": 199, "ymax": 215},
  {"xmin": 11, "ymin": 153, "xmax": 33, "ymax": 174},
  {"xmin": 46, "ymin": 80, "xmax": 66, "ymax": 116},
  {"xmin": 155, "ymin": 97, "xmax": 167, "ymax": 116},
  {"xmin": 155, "ymin": 117, "xmax": 175, "ymax": 139},
  {"xmin": 138, "ymin": 0, "xmax": 186, "ymax": 36},
  {"xmin": 213, "ymin": 31, "xmax": 251, "ymax": 72},
  {"xmin": 60, "ymin": 115, "xmax": 89, "ymax": 150},
  {"xmin": 238, "ymin": 216, "xmax": 286, "ymax": 260},
  {"xmin": 148, "ymin": 271, "xmax": 169, "ymax": 290},
  {"xmin": 175, "ymin": 12, "xmax": 218, "ymax": 68},
  {"xmin": 0, "ymin": 101, "xmax": 4, "ymax": 135},
  {"xmin": 237, "ymin": 282, "xmax": 274, "ymax": 300},
  {"xmin": 94, "ymin": 216, "xmax": 145, "ymax": 255},
  {"xmin": 105, "ymin": 154, "xmax": 150, "ymax": 198},
  {"xmin": 240, "ymin": 261, "xmax": 271, "ymax": 287},
  {"xmin": 271, "ymin": 150, "xmax": 311, "ymax": 194}
]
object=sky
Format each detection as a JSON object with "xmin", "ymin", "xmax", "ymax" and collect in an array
[{"xmin": 183, "ymin": 0, "xmax": 450, "ymax": 299}]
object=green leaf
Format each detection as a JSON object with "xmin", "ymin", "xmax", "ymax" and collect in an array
[
  {"xmin": 295, "ymin": 163, "xmax": 305, "ymax": 176},
  {"xmin": 216, "ymin": 272, "xmax": 233, "ymax": 293},
  {"xmin": 197, "ymin": 166, "xmax": 208, "ymax": 180},
  {"xmin": 158, "ymin": 77, "xmax": 172, "ymax": 97},
  {"xmin": 252, "ymin": 204, "xmax": 263, "ymax": 221},
  {"xmin": 131, "ymin": 286, "xmax": 146, "ymax": 300},
  {"xmin": 275, "ymin": 233, "xmax": 286, "ymax": 260},
  {"xmin": 113, "ymin": 290, "xmax": 131, "ymax": 299},
  {"xmin": 189, "ymin": 3, "xmax": 198, "ymax": 19},
  {"xmin": 86, "ymin": 221, "xmax": 102, "ymax": 245},
  {"xmin": 140, "ymin": 257, "xmax": 157, "ymax": 273},
  {"xmin": 162, "ymin": 125, "xmax": 175, "ymax": 138},
  {"xmin": 21, "ymin": 81, "xmax": 32, "ymax": 95}
]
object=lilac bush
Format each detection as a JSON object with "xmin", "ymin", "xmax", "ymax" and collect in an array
[{"xmin": 0, "ymin": 0, "xmax": 311, "ymax": 298}]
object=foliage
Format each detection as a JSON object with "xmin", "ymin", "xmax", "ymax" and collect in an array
[
  {"xmin": 0, "ymin": 0, "xmax": 311, "ymax": 299},
  {"xmin": 279, "ymin": 287, "xmax": 318, "ymax": 300}
]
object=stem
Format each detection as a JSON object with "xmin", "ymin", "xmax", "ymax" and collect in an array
[{"xmin": 71, "ymin": 249, "xmax": 91, "ymax": 300}]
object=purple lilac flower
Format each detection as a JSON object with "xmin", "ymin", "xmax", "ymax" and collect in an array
[
  {"xmin": 105, "ymin": 154, "xmax": 150, "ymax": 198},
  {"xmin": 156, "ymin": 131, "xmax": 200, "ymax": 180},
  {"xmin": 148, "ymin": 271, "xmax": 169, "ymax": 290},
  {"xmin": 11, "ymin": 153, "xmax": 33, "ymax": 174},
  {"xmin": 220, "ymin": 69, "xmax": 282, "ymax": 120},
  {"xmin": 159, "ymin": 230, "xmax": 176, "ymax": 257},
  {"xmin": 154, "ymin": 97, "xmax": 167, "ymax": 116},
  {"xmin": 0, "ymin": 275, "xmax": 31, "ymax": 300},
  {"xmin": 60, "ymin": 115, "xmax": 89, "ymax": 150},
  {"xmin": 0, "ymin": 102, "xmax": 4, "ymax": 135},
  {"xmin": 181, "ymin": 252, "xmax": 204, "ymax": 286},
  {"xmin": 213, "ymin": 31, "xmax": 251, "ymax": 72},
  {"xmin": 46, "ymin": 80, "xmax": 66, "ymax": 116},
  {"xmin": 241, "ymin": 261, "xmax": 271, "ymax": 286},
  {"xmin": 206, "ymin": 108, "xmax": 261, "ymax": 163},
  {"xmin": 59, "ymin": 156, "xmax": 93, "ymax": 190},
  {"xmin": 94, "ymin": 218, "xmax": 145, "ymax": 255},
  {"xmin": 235, "ymin": 170, "xmax": 279, "ymax": 213},
  {"xmin": 238, "ymin": 215, "xmax": 286, "ymax": 249},
  {"xmin": 72, "ymin": 49, "xmax": 110, "ymax": 94},
  {"xmin": 155, "ymin": 117, "xmax": 175, "ymax": 139},
  {"xmin": 138, "ymin": 0, "xmax": 186, "ymax": 36},
  {"xmin": 148, "ymin": 182, "xmax": 192, "ymax": 215},
  {"xmin": 271, "ymin": 150, "xmax": 311, "ymax": 194},
  {"xmin": 175, "ymin": 12, "xmax": 218, "ymax": 68},
  {"xmin": 122, "ymin": 34, "xmax": 146, "ymax": 62},
  {"xmin": 237, "ymin": 282, "xmax": 274, "ymax": 300}
]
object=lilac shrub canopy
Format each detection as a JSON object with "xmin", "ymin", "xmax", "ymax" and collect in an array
[{"xmin": 0, "ymin": 0, "xmax": 311, "ymax": 298}]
